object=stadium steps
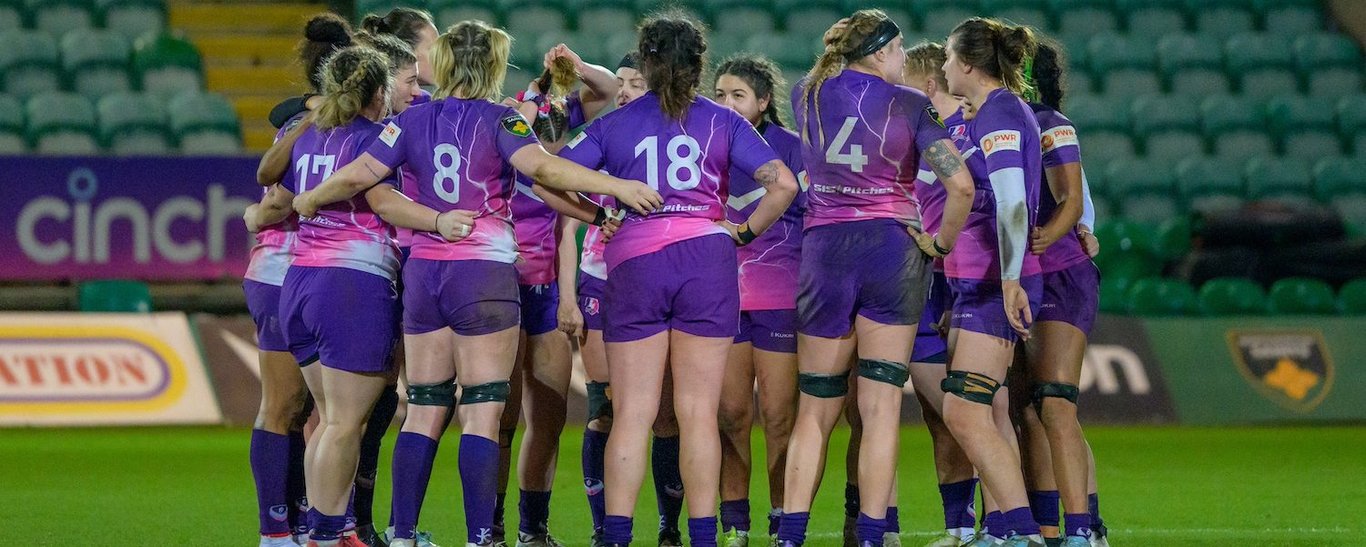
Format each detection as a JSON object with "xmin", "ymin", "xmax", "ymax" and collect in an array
[{"xmin": 169, "ymin": 0, "xmax": 317, "ymax": 152}]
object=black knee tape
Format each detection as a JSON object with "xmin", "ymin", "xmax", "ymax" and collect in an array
[
  {"xmin": 460, "ymin": 380, "xmax": 511, "ymax": 405},
  {"xmin": 407, "ymin": 379, "xmax": 456, "ymax": 407},
  {"xmin": 940, "ymin": 370, "xmax": 1000, "ymax": 405},
  {"xmin": 798, "ymin": 371, "xmax": 850, "ymax": 398},
  {"xmin": 857, "ymin": 358, "xmax": 911, "ymax": 388},
  {"xmin": 1032, "ymin": 382, "xmax": 1079, "ymax": 413},
  {"xmin": 586, "ymin": 381, "xmax": 612, "ymax": 421}
]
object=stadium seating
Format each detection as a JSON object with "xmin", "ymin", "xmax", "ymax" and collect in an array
[
  {"xmin": 1314, "ymin": 157, "xmax": 1366, "ymax": 228},
  {"xmin": 1127, "ymin": 277, "xmax": 1197, "ymax": 316},
  {"xmin": 1049, "ymin": 0, "xmax": 1118, "ymax": 38},
  {"xmin": 982, "ymin": 0, "xmax": 1049, "ymax": 31},
  {"xmin": 1246, "ymin": 157, "xmax": 1314, "ymax": 206},
  {"xmin": 1188, "ymin": 0, "xmax": 1255, "ymax": 39},
  {"xmin": 1338, "ymin": 278, "xmax": 1366, "ymax": 314},
  {"xmin": 1117, "ymin": 0, "xmax": 1186, "ymax": 37},
  {"xmin": 1336, "ymin": 94, "xmax": 1366, "ymax": 156},
  {"xmin": 0, "ymin": 0, "xmax": 21, "ymax": 31},
  {"xmin": 1198, "ymin": 277, "xmax": 1266, "ymax": 315},
  {"xmin": 916, "ymin": 0, "xmax": 978, "ymax": 40},
  {"xmin": 1200, "ymin": 95, "xmax": 1275, "ymax": 161},
  {"xmin": 61, "ymin": 30, "xmax": 133, "ymax": 100},
  {"xmin": 25, "ymin": 0, "xmax": 95, "ymax": 38},
  {"xmin": 1158, "ymin": 34, "xmax": 1230, "ymax": 95},
  {"xmin": 1266, "ymin": 94, "xmax": 1342, "ymax": 161},
  {"xmin": 0, "ymin": 93, "xmax": 23, "ymax": 153},
  {"xmin": 1131, "ymin": 94, "xmax": 1201, "ymax": 159},
  {"xmin": 0, "ymin": 30, "xmax": 60, "ymax": 99},
  {"xmin": 1106, "ymin": 158, "xmax": 1179, "ymax": 224},
  {"xmin": 98, "ymin": 0, "xmax": 167, "ymax": 41},
  {"xmin": 133, "ymin": 33, "xmax": 203, "ymax": 99},
  {"xmin": 78, "ymin": 279, "xmax": 152, "ymax": 312},
  {"xmin": 1267, "ymin": 277, "xmax": 1336, "ymax": 315},
  {"xmin": 1098, "ymin": 276, "xmax": 1128, "ymax": 313},
  {"xmin": 97, "ymin": 92, "xmax": 172, "ymax": 154},
  {"xmin": 26, "ymin": 92, "xmax": 99, "ymax": 154},
  {"xmin": 169, "ymin": 92, "xmax": 242, "ymax": 154},
  {"xmin": 1295, "ymin": 33, "xmax": 1364, "ymax": 97},
  {"xmin": 1088, "ymin": 32, "xmax": 1160, "ymax": 96},
  {"xmin": 1225, "ymin": 33, "xmax": 1298, "ymax": 98},
  {"xmin": 1067, "ymin": 94, "xmax": 1135, "ymax": 163},
  {"xmin": 1176, "ymin": 156, "xmax": 1245, "ymax": 214},
  {"xmin": 1257, "ymin": 0, "xmax": 1322, "ymax": 34},
  {"xmin": 1153, "ymin": 216, "xmax": 1192, "ymax": 261}
]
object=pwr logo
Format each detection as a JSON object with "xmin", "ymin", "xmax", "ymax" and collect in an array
[
  {"xmin": 1227, "ymin": 330, "xmax": 1334, "ymax": 413},
  {"xmin": 0, "ymin": 339, "xmax": 170, "ymax": 402},
  {"xmin": 980, "ymin": 130, "xmax": 1021, "ymax": 157}
]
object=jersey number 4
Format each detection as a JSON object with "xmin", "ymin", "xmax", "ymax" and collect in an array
[
  {"xmin": 634, "ymin": 135, "xmax": 702, "ymax": 191},
  {"xmin": 827, "ymin": 116, "xmax": 869, "ymax": 173}
]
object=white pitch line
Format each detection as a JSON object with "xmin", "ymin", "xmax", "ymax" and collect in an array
[{"xmin": 799, "ymin": 526, "xmax": 1352, "ymax": 539}]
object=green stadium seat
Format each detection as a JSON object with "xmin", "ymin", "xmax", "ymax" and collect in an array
[
  {"xmin": 1117, "ymin": 0, "xmax": 1186, "ymax": 37},
  {"xmin": 706, "ymin": 33, "xmax": 747, "ymax": 63},
  {"xmin": 1131, "ymin": 94, "xmax": 1202, "ymax": 159},
  {"xmin": 1126, "ymin": 278, "xmax": 1196, "ymax": 316},
  {"xmin": 1267, "ymin": 277, "xmax": 1335, "ymax": 315},
  {"xmin": 26, "ymin": 92, "xmax": 99, "ymax": 154},
  {"xmin": 1059, "ymin": 34, "xmax": 1089, "ymax": 73},
  {"xmin": 1048, "ymin": 0, "xmax": 1118, "ymax": 38},
  {"xmin": 1266, "ymin": 95, "xmax": 1342, "ymax": 160},
  {"xmin": 430, "ymin": 0, "xmax": 498, "ymax": 27},
  {"xmin": 503, "ymin": 1, "xmax": 568, "ymax": 35},
  {"xmin": 1157, "ymin": 34, "xmax": 1229, "ymax": 95},
  {"xmin": 777, "ymin": 0, "xmax": 840, "ymax": 35},
  {"xmin": 1067, "ymin": 69, "xmax": 1094, "ymax": 95},
  {"xmin": 0, "ymin": 93, "xmax": 25, "ymax": 153},
  {"xmin": 1088, "ymin": 33, "xmax": 1160, "ymax": 97},
  {"xmin": 1067, "ymin": 102, "xmax": 1135, "ymax": 165},
  {"xmin": 1338, "ymin": 278, "xmax": 1366, "ymax": 314},
  {"xmin": 1245, "ymin": 157, "xmax": 1314, "ymax": 206},
  {"xmin": 1151, "ymin": 215, "xmax": 1192, "ymax": 261},
  {"xmin": 1091, "ymin": 193, "xmax": 1115, "ymax": 223},
  {"xmin": 1200, "ymin": 95, "xmax": 1273, "ymax": 161},
  {"xmin": 1095, "ymin": 219, "xmax": 1156, "ymax": 256},
  {"xmin": 133, "ymin": 33, "xmax": 203, "ymax": 98},
  {"xmin": 853, "ymin": 3, "xmax": 912, "ymax": 31},
  {"xmin": 1339, "ymin": 94, "xmax": 1366, "ymax": 156},
  {"xmin": 1294, "ymin": 33, "xmax": 1363, "ymax": 98},
  {"xmin": 1254, "ymin": 0, "xmax": 1321, "ymax": 35},
  {"xmin": 1107, "ymin": 159, "xmax": 1180, "ymax": 224},
  {"xmin": 1098, "ymin": 276, "xmax": 1128, "ymax": 313},
  {"xmin": 1225, "ymin": 33, "xmax": 1298, "ymax": 98},
  {"xmin": 702, "ymin": 0, "xmax": 776, "ymax": 35},
  {"xmin": 915, "ymin": 0, "xmax": 978, "ymax": 39},
  {"xmin": 982, "ymin": 0, "xmax": 1050, "ymax": 31},
  {"xmin": 1176, "ymin": 156, "xmax": 1245, "ymax": 214},
  {"xmin": 746, "ymin": 33, "xmax": 820, "ymax": 73},
  {"xmin": 97, "ymin": 0, "xmax": 168, "ymax": 41},
  {"xmin": 1314, "ymin": 157, "xmax": 1366, "ymax": 227},
  {"xmin": 0, "ymin": 30, "xmax": 60, "ymax": 100},
  {"xmin": 0, "ymin": 0, "xmax": 22, "ymax": 31},
  {"xmin": 97, "ymin": 92, "xmax": 171, "ymax": 154},
  {"xmin": 78, "ymin": 279, "xmax": 152, "ymax": 312},
  {"xmin": 168, "ymin": 92, "xmax": 241, "ymax": 154},
  {"xmin": 61, "ymin": 30, "xmax": 133, "ymax": 101},
  {"xmin": 1187, "ymin": 0, "xmax": 1255, "ymax": 39},
  {"xmin": 26, "ymin": 0, "xmax": 95, "ymax": 37},
  {"xmin": 1198, "ymin": 277, "xmax": 1266, "ymax": 315}
]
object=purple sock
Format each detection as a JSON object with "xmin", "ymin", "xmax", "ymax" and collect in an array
[
  {"xmin": 306, "ymin": 508, "xmax": 321, "ymax": 535},
  {"xmin": 1089, "ymin": 493, "xmax": 1105, "ymax": 534},
  {"xmin": 389, "ymin": 432, "xmax": 439, "ymax": 540},
  {"xmin": 719, "ymin": 499, "xmax": 750, "ymax": 533},
  {"xmin": 311, "ymin": 511, "xmax": 347, "ymax": 541},
  {"xmin": 940, "ymin": 478, "xmax": 977, "ymax": 530},
  {"xmin": 652, "ymin": 435, "xmax": 684, "ymax": 532},
  {"xmin": 767, "ymin": 509, "xmax": 782, "ymax": 536},
  {"xmin": 519, "ymin": 490, "xmax": 553, "ymax": 535},
  {"xmin": 777, "ymin": 512, "xmax": 809, "ymax": 544},
  {"xmin": 885, "ymin": 506, "xmax": 900, "ymax": 534},
  {"xmin": 1028, "ymin": 490, "xmax": 1060, "ymax": 528},
  {"xmin": 604, "ymin": 515, "xmax": 633, "ymax": 545},
  {"xmin": 855, "ymin": 513, "xmax": 884, "ymax": 544},
  {"xmin": 1064, "ymin": 513, "xmax": 1092, "ymax": 538},
  {"xmin": 1001, "ymin": 507, "xmax": 1041, "ymax": 537},
  {"xmin": 583, "ymin": 429, "xmax": 609, "ymax": 533},
  {"xmin": 983, "ymin": 511, "xmax": 1003, "ymax": 537},
  {"xmin": 250, "ymin": 429, "xmax": 291, "ymax": 536},
  {"xmin": 689, "ymin": 516, "xmax": 718, "ymax": 547},
  {"xmin": 287, "ymin": 431, "xmax": 309, "ymax": 537},
  {"xmin": 460, "ymin": 434, "xmax": 500, "ymax": 544},
  {"xmin": 345, "ymin": 489, "xmax": 355, "ymax": 530}
]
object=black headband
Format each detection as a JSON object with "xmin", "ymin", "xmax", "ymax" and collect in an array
[
  {"xmin": 617, "ymin": 53, "xmax": 639, "ymax": 70},
  {"xmin": 845, "ymin": 19, "xmax": 901, "ymax": 62}
]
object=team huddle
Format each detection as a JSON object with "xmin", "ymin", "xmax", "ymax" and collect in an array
[{"xmin": 241, "ymin": 6, "xmax": 1107, "ymax": 547}]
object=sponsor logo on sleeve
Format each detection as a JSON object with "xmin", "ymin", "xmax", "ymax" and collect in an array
[
  {"xmin": 980, "ymin": 130, "xmax": 1021, "ymax": 157},
  {"xmin": 379, "ymin": 122, "xmax": 402, "ymax": 147},
  {"xmin": 501, "ymin": 115, "xmax": 533, "ymax": 138},
  {"xmin": 1041, "ymin": 125, "xmax": 1078, "ymax": 153},
  {"xmin": 567, "ymin": 131, "xmax": 588, "ymax": 149}
]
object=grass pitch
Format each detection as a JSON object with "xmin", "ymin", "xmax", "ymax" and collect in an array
[{"xmin": 1, "ymin": 425, "xmax": 1361, "ymax": 546}]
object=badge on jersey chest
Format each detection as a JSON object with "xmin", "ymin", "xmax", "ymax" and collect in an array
[
  {"xmin": 502, "ymin": 115, "xmax": 533, "ymax": 138},
  {"xmin": 1227, "ymin": 330, "xmax": 1335, "ymax": 413}
]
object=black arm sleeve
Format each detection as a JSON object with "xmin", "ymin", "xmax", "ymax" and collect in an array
[{"xmin": 268, "ymin": 96, "xmax": 308, "ymax": 129}]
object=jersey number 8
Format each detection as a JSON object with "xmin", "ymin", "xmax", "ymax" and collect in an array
[
  {"xmin": 433, "ymin": 143, "xmax": 463, "ymax": 203},
  {"xmin": 634, "ymin": 135, "xmax": 702, "ymax": 191}
]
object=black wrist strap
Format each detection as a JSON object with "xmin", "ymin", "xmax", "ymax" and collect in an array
[
  {"xmin": 932, "ymin": 236, "xmax": 952, "ymax": 255},
  {"xmin": 738, "ymin": 223, "xmax": 757, "ymax": 244}
]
